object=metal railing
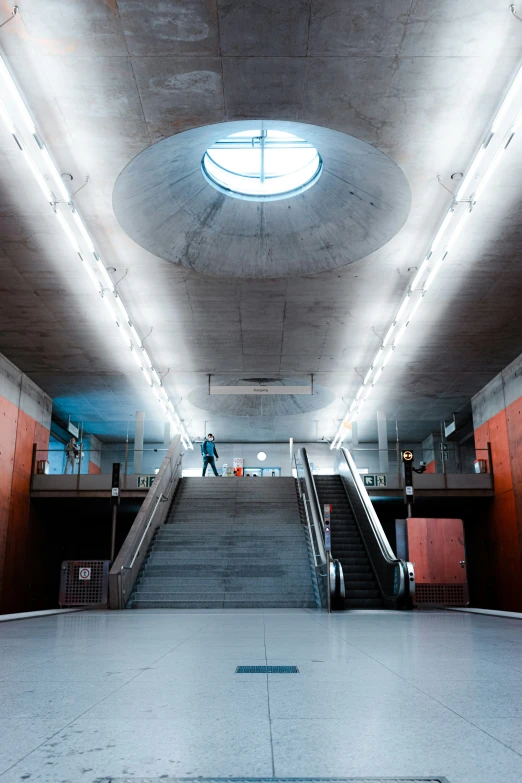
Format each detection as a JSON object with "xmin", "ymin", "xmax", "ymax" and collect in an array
[
  {"xmin": 108, "ymin": 435, "xmax": 183, "ymax": 609},
  {"xmin": 336, "ymin": 447, "xmax": 414, "ymax": 608},
  {"xmin": 294, "ymin": 447, "xmax": 345, "ymax": 611}
]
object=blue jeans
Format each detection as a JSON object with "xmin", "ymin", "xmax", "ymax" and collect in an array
[{"xmin": 202, "ymin": 456, "xmax": 219, "ymax": 476}]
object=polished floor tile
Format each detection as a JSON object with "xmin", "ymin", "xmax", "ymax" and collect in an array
[{"xmin": 0, "ymin": 608, "xmax": 522, "ymax": 783}]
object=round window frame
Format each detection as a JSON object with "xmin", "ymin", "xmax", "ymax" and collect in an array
[{"xmin": 201, "ymin": 131, "xmax": 323, "ymax": 202}]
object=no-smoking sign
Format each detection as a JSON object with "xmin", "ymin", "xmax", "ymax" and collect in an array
[{"xmin": 79, "ymin": 567, "xmax": 91, "ymax": 581}]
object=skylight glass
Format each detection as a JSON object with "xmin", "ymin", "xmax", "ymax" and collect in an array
[{"xmin": 201, "ymin": 128, "xmax": 322, "ymax": 201}]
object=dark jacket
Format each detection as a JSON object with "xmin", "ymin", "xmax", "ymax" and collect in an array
[{"xmin": 201, "ymin": 439, "xmax": 219, "ymax": 459}]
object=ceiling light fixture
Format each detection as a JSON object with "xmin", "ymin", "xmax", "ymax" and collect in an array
[
  {"xmin": 0, "ymin": 49, "xmax": 193, "ymax": 450},
  {"xmin": 331, "ymin": 57, "xmax": 522, "ymax": 450}
]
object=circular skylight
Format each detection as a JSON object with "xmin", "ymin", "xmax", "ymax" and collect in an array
[{"xmin": 201, "ymin": 128, "xmax": 322, "ymax": 201}]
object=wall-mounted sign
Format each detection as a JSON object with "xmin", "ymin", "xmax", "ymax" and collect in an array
[
  {"xmin": 137, "ymin": 475, "xmax": 156, "ymax": 489},
  {"xmin": 210, "ymin": 385, "xmax": 312, "ymax": 395},
  {"xmin": 79, "ymin": 567, "xmax": 91, "ymax": 581},
  {"xmin": 363, "ymin": 475, "xmax": 387, "ymax": 488}
]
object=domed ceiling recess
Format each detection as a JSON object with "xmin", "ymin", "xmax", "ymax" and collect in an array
[
  {"xmin": 188, "ymin": 379, "xmax": 335, "ymax": 418},
  {"xmin": 113, "ymin": 120, "xmax": 411, "ymax": 279}
]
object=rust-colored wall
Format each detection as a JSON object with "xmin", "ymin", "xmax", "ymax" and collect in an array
[
  {"xmin": 88, "ymin": 461, "xmax": 101, "ymax": 475},
  {"xmin": 424, "ymin": 460, "xmax": 436, "ymax": 474},
  {"xmin": 473, "ymin": 406, "xmax": 522, "ymax": 611},
  {"xmin": 0, "ymin": 393, "xmax": 50, "ymax": 613}
]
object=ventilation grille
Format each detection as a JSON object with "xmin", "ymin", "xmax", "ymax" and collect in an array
[
  {"xmin": 415, "ymin": 583, "xmax": 467, "ymax": 605},
  {"xmin": 59, "ymin": 560, "xmax": 110, "ymax": 607},
  {"xmin": 236, "ymin": 665, "xmax": 299, "ymax": 674}
]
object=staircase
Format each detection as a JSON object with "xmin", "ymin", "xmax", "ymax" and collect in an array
[
  {"xmin": 128, "ymin": 477, "xmax": 317, "ymax": 609},
  {"xmin": 314, "ymin": 475, "xmax": 383, "ymax": 608}
]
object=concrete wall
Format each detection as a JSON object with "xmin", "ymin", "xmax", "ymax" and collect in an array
[
  {"xmin": 0, "ymin": 352, "xmax": 52, "ymax": 613},
  {"xmin": 471, "ymin": 352, "xmax": 522, "ymax": 611}
]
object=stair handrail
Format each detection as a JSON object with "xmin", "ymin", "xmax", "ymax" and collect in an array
[
  {"xmin": 108, "ymin": 434, "xmax": 183, "ymax": 609},
  {"xmin": 337, "ymin": 447, "xmax": 414, "ymax": 607}
]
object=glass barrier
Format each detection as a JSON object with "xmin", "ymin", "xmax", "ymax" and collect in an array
[
  {"xmin": 33, "ymin": 446, "xmax": 170, "ymax": 488},
  {"xmin": 349, "ymin": 447, "xmax": 491, "ymax": 475}
]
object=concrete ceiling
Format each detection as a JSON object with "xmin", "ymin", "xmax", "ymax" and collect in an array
[{"xmin": 0, "ymin": 0, "xmax": 522, "ymax": 444}]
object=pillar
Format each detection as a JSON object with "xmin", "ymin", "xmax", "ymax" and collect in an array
[
  {"xmin": 134, "ymin": 411, "xmax": 144, "ymax": 474},
  {"xmin": 377, "ymin": 410, "xmax": 389, "ymax": 473},
  {"xmin": 164, "ymin": 421, "xmax": 171, "ymax": 446}
]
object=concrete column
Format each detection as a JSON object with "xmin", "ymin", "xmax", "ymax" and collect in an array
[
  {"xmin": 164, "ymin": 421, "xmax": 171, "ymax": 446},
  {"xmin": 134, "ymin": 411, "xmax": 145, "ymax": 474},
  {"xmin": 351, "ymin": 421, "xmax": 359, "ymax": 447},
  {"xmin": 377, "ymin": 411, "xmax": 389, "ymax": 473}
]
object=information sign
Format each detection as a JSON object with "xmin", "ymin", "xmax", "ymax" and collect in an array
[{"xmin": 363, "ymin": 475, "xmax": 387, "ymax": 487}]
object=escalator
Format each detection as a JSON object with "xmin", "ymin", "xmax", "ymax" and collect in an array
[
  {"xmin": 297, "ymin": 447, "xmax": 414, "ymax": 610},
  {"xmin": 314, "ymin": 475, "xmax": 383, "ymax": 608}
]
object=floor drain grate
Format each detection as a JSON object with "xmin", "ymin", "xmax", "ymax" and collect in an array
[
  {"xmin": 109, "ymin": 777, "xmax": 450, "ymax": 782},
  {"xmin": 236, "ymin": 665, "xmax": 299, "ymax": 674}
]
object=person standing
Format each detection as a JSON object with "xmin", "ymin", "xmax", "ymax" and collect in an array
[
  {"xmin": 64, "ymin": 436, "xmax": 79, "ymax": 474},
  {"xmin": 201, "ymin": 434, "xmax": 219, "ymax": 477}
]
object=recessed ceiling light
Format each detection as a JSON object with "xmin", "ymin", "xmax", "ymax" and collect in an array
[{"xmin": 257, "ymin": 451, "xmax": 267, "ymax": 461}]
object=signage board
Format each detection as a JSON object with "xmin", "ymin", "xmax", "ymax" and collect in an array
[
  {"xmin": 79, "ymin": 567, "xmax": 91, "ymax": 581},
  {"xmin": 363, "ymin": 474, "xmax": 387, "ymax": 488},
  {"xmin": 137, "ymin": 475, "xmax": 156, "ymax": 489},
  {"xmin": 210, "ymin": 385, "xmax": 313, "ymax": 395}
]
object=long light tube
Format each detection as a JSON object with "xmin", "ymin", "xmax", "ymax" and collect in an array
[
  {"xmin": 0, "ymin": 49, "xmax": 193, "ymax": 448},
  {"xmin": 55, "ymin": 210, "xmax": 80, "ymax": 253},
  {"xmin": 21, "ymin": 147, "xmax": 54, "ymax": 202},
  {"xmin": 331, "ymin": 57, "xmax": 522, "ymax": 449},
  {"xmin": 39, "ymin": 146, "xmax": 70, "ymax": 201},
  {"xmin": 0, "ymin": 56, "xmax": 35, "ymax": 133},
  {"xmin": 0, "ymin": 97, "xmax": 15, "ymax": 133},
  {"xmin": 491, "ymin": 64, "xmax": 522, "ymax": 133},
  {"xmin": 72, "ymin": 210, "xmax": 95, "ymax": 251}
]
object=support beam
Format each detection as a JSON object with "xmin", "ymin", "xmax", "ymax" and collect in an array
[{"xmin": 134, "ymin": 411, "xmax": 144, "ymax": 474}]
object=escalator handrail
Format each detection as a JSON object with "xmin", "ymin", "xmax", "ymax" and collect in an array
[
  {"xmin": 337, "ymin": 446, "xmax": 412, "ymax": 604},
  {"xmin": 295, "ymin": 448, "xmax": 345, "ymax": 609},
  {"xmin": 340, "ymin": 447, "xmax": 397, "ymax": 562},
  {"xmin": 293, "ymin": 450, "xmax": 326, "ymax": 565}
]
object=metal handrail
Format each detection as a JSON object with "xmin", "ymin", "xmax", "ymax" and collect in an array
[
  {"xmin": 108, "ymin": 436, "xmax": 183, "ymax": 609},
  {"xmin": 294, "ymin": 448, "xmax": 345, "ymax": 610},
  {"xmin": 337, "ymin": 447, "xmax": 414, "ymax": 607},
  {"xmin": 340, "ymin": 448, "xmax": 397, "ymax": 562},
  {"xmin": 293, "ymin": 451, "xmax": 326, "ymax": 566}
]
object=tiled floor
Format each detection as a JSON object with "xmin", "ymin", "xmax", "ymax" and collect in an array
[{"xmin": 0, "ymin": 609, "xmax": 522, "ymax": 783}]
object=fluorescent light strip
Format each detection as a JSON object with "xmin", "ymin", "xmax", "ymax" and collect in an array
[
  {"xmin": 72, "ymin": 210, "xmax": 95, "ymax": 252},
  {"xmin": 0, "ymin": 49, "xmax": 193, "ymax": 448},
  {"xmin": 456, "ymin": 145, "xmax": 487, "ymax": 200},
  {"xmin": 55, "ymin": 210, "xmax": 80, "ymax": 253},
  {"xmin": 95, "ymin": 259, "xmax": 115, "ymax": 291},
  {"xmin": 410, "ymin": 257, "xmax": 430, "ymax": 291},
  {"xmin": 78, "ymin": 253, "xmax": 102, "ymax": 291},
  {"xmin": 39, "ymin": 146, "xmax": 70, "ymax": 201},
  {"xmin": 0, "ymin": 97, "xmax": 15, "ymax": 134},
  {"xmin": 0, "ymin": 55, "xmax": 35, "ymax": 134},
  {"xmin": 21, "ymin": 147, "xmax": 54, "ymax": 202},
  {"xmin": 430, "ymin": 208, "xmax": 455, "ymax": 253},
  {"xmin": 491, "ymin": 64, "xmax": 522, "ymax": 133},
  {"xmin": 474, "ymin": 146, "xmax": 506, "ymax": 201}
]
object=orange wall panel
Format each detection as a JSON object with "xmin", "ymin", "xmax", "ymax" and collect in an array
[
  {"xmin": 488, "ymin": 409, "xmax": 512, "ymax": 496},
  {"xmin": 0, "ymin": 391, "xmax": 50, "ymax": 613},
  {"xmin": 88, "ymin": 461, "xmax": 101, "ymax": 475}
]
